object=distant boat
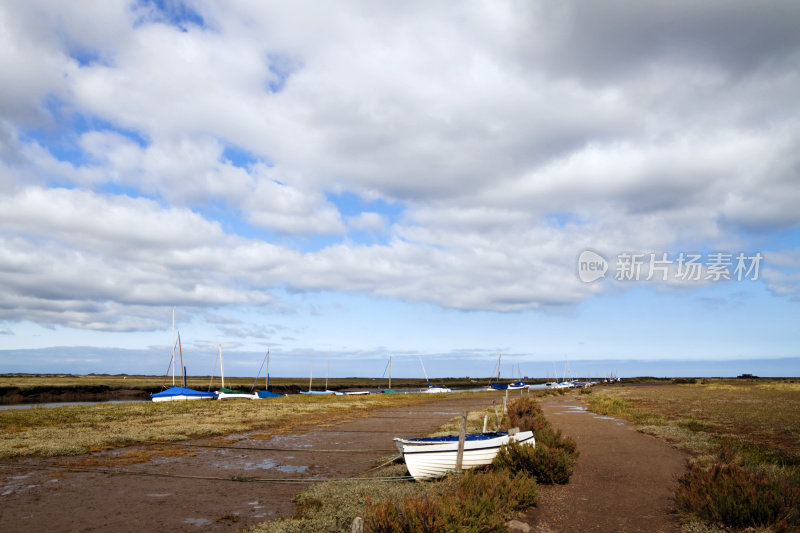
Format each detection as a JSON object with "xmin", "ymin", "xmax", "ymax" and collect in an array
[
  {"xmin": 422, "ymin": 384, "xmax": 452, "ymax": 393},
  {"xmin": 151, "ymin": 331, "xmax": 216, "ymax": 401},
  {"xmin": 419, "ymin": 357, "xmax": 451, "ymax": 393},
  {"xmin": 214, "ymin": 345, "xmax": 259, "ymax": 400},
  {"xmin": 151, "ymin": 386, "xmax": 216, "ymax": 402},
  {"xmin": 255, "ymin": 349, "xmax": 283, "ymax": 399},
  {"xmin": 378, "ymin": 356, "xmax": 396, "ymax": 394},
  {"xmin": 395, "ymin": 430, "xmax": 535, "ymax": 481},
  {"xmin": 299, "ymin": 362, "xmax": 340, "ymax": 395},
  {"xmin": 487, "ymin": 354, "xmax": 509, "ymax": 390}
]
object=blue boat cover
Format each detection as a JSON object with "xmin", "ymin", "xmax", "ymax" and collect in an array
[
  {"xmin": 151, "ymin": 386, "xmax": 217, "ymax": 399},
  {"xmin": 490, "ymin": 383, "xmax": 508, "ymax": 390},
  {"xmin": 257, "ymin": 390, "xmax": 283, "ymax": 398},
  {"xmin": 405, "ymin": 431, "xmax": 508, "ymax": 443}
]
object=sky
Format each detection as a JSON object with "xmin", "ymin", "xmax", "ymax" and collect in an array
[{"xmin": 1, "ymin": 0, "xmax": 799, "ymax": 379}]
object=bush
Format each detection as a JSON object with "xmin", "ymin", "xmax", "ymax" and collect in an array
[
  {"xmin": 496, "ymin": 397, "xmax": 580, "ymax": 485},
  {"xmin": 365, "ymin": 469, "xmax": 538, "ymax": 533},
  {"xmin": 676, "ymin": 460, "xmax": 800, "ymax": 531},
  {"xmin": 493, "ymin": 440, "xmax": 577, "ymax": 485},
  {"xmin": 504, "ymin": 397, "xmax": 549, "ymax": 433}
]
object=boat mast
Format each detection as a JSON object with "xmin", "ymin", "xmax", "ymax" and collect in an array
[
  {"xmin": 178, "ymin": 332, "xmax": 185, "ymax": 387},
  {"xmin": 418, "ymin": 356, "xmax": 430, "ymax": 385},
  {"xmin": 309, "ymin": 362, "xmax": 313, "ymax": 391},
  {"xmin": 265, "ymin": 348, "xmax": 270, "ymax": 390},
  {"xmin": 497, "ymin": 354, "xmax": 502, "ymax": 382},
  {"xmin": 388, "ymin": 356, "xmax": 392, "ymax": 390},
  {"xmin": 219, "ymin": 344, "xmax": 225, "ymax": 389},
  {"xmin": 325, "ymin": 360, "xmax": 329, "ymax": 391},
  {"xmin": 171, "ymin": 307, "xmax": 175, "ymax": 386}
]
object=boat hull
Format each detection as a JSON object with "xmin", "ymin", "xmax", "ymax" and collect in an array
[
  {"xmin": 151, "ymin": 386, "xmax": 217, "ymax": 402},
  {"xmin": 395, "ymin": 431, "xmax": 534, "ymax": 480},
  {"xmin": 217, "ymin": 392, "xmax": 259, "ymax": 400}
]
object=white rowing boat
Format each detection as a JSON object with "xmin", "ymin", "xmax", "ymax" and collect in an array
[{"xmin": 394, "ymin": 430, "xmax": 535, "ymax": 480}]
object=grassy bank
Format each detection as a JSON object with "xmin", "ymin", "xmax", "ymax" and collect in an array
[
  {"xmin": 587, "ymin": 379, "xmax": 800, "ymax": 531},
  {"xmin": 0, "ymin": 393, "xmax": 441, "ymax": 459}
]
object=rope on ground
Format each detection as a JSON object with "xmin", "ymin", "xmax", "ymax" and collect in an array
[
  {"xmin": 173, "ymin": 443, "xmax": 399, "ymax": 453},
  {"xmin": 0, "ymin": 463, "xmax": 416, "ymax": 484}
]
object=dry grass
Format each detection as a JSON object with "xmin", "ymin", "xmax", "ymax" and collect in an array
[
  {"xmin": 0, "ymin": 393, "xmax": 439, "ymax": 459},
  {"xmin": 588, "ymin": 379, "xmax": 800, "ymax": 462},
  {"xmin": 587, "ymin": 379, "xmax": 800, "ymax": 532}
]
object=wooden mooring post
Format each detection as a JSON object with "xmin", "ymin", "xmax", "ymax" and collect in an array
[{"xmin": 455, "ymin": 412, "xmax": 467, "ymax": 472}]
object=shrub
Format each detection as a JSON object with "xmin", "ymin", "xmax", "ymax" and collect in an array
[
  {"xmin": 493, "ymin": 440, "xmax": 577, "ymax": 485},
  {"xmin": 535, "ymin": 426, "xmax": 578, "ymax": 455},
  {"xmin": 675, "ymin": 460, "xmax": 800, "ymax": 531},
  {"xmin": 504, "ymin": 397, "xmax": 549, "ymax": 433},
  {"xmin": 365, "ymin": 469, "xmax": 538, "ymax": 533}
]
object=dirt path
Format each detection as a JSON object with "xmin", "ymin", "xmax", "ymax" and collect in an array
[
  {"xmin": 0, "ymin": 393, "xmax": 501, "ymax": 532},
  {"xmin": 521, "ymin": 394, "xmax": 687, "ymax": 532}
]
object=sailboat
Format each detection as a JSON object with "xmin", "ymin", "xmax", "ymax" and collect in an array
[
  {"xmin": 380, "ymin": 356, "xmax": 396, "ymax": 394},
  {"xmin": 299, "ymin": 362, "xmax": 337, "ymax": 395},
  {"xmin": 488, "ymin": 354, "xmax": 508, "ymax": 390},
  {"xmin": 419, "ymin": 357, "xmax": 451, "ymax": 393},
  {"xmin": 508, "ymin": 364, "xmax": 530, "ymax": 389},
  {"xmin": 151, "ymin": 329, "xmax": 217, "ymax": 402},
  {"xmin": 215, "ymin": 344, "xmax": 259, "ymax": 400},
  {"xmin": 257, "ymin": 349, "xmax": 282, "ymax": 399}
]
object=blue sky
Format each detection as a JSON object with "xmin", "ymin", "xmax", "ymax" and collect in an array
[{"xmin": 1, "ymin": 1, "xmax": 799, "ymax": 378}]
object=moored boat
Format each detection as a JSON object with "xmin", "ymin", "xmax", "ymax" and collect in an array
[
  {"xmin": 216, "ymin": 387, "xmax": 259, "ymax": 400},
  {"xmin": 394, "ymin": 430, "xmax": 535, "ymax": 480},
  {"xmin": 151, "ymin": 386, "xmax": 216, "ymax": 402}
]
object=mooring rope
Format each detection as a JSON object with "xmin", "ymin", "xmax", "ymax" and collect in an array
[
  {"xmin": 173, "ymin": 443, "xmax": 399, "ymax": 454},
  {"xmin": 0, "ymin": 462, "xmax": 415, "ymax": 484}
]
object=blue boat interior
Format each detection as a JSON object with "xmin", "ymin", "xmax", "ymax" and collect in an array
[{"xmin": 406, "ymin": 431, "xmax": 508, "ymax": 443}]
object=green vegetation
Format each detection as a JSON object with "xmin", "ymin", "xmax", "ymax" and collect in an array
[
  {"xmin": 496, "ymin": 396, "xmax": 579, "ymax": 484},
  {"xmin": 587, "ymin": 379, "xmax": 800, "ymax": 532},
  {"xmin": 365, "ymin": 469, "xmax": 538, "ymax": 533}
]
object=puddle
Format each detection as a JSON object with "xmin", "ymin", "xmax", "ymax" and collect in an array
[
  {"xmin": 214, "ymin": 458, "xmax": 309, "ymax": 473},
  {"xmin": 593, "ymin": 416, "xmax": 616, "ymax": 420},
  {"xmin": 183, "ymin": 518, "xmax": 212, "ymax": 527},
  {"xmin": 616, "ymin": 422, "xmax": 626, "ymax": 426},
  {"xmin": 262, "ymin": 434, "xmax": 313, "ymax": 448},
  {"xmin": 147, "ymin": 493, "xmax": 172, "ymax": 498}
]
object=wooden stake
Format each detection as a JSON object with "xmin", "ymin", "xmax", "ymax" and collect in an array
[{"xmin": 455, "ymin": 412, "xmax": 467, "ymax": 472}]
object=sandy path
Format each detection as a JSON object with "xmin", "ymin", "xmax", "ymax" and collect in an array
[
  {"xmin": 521, "ymin": 393, "xmax": 686, "ymax": 532},
  {"xmin": 0, "ymin": 393, "xmax": 502, "ymax": 532}
]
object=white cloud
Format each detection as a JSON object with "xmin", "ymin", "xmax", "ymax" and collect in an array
[{"xmin": 1, "ymin": 0, "xmax": 799, "ymax": 335}]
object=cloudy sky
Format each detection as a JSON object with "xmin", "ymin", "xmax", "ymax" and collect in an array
[{"xmin": 1, "ymin": 0, "xmax": 798, "ymax": 378}]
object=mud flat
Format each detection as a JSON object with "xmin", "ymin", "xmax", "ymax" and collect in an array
[{"xmin": 0, "ymin": 393, "xmax": 501, "ymax": 532}]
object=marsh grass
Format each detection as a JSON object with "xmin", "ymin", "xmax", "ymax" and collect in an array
[
  {"xmin": 0, "ymin": 393, "xmax": 440, "ymax": 459},
  {"xmin": 587, "ymin": 379, "xmax": 800, "ymax": 531}
]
